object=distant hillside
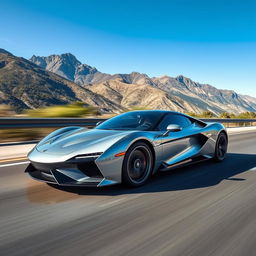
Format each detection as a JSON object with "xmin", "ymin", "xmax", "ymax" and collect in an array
[
  {"xmin": 0, "ymin": 49, "xmax": 121, "ymax": 113},
  {"xmin": 0, "ymin": 48, "xmax": 255, "ymax": 114},
  {"xmin": 151, "ymin": 75, "xmax": 256, "ymax": 114},
  {"xmin": 30, "ymin": 52, "xmax": 256, "ymax": 114},
  {"xmin": 86, "ymin": 78, "xmax": 202, "ymax": 113}
]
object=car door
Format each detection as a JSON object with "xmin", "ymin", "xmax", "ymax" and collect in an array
[{"xmin": 158, "ymin": 113, "xmax": 194, "ymax": 165}]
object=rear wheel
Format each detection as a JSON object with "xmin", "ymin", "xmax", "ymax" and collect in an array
[
  {"xmin": 214, "ymin": 132, "xmax": 228, "ymax": 162},
  {"xmin": 122, "ymin": 142, "xmax": 153, "ymax": 187}
]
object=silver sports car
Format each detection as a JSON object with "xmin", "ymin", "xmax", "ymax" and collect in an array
[{"xmin": 26, "ymin": 110, "xmax": 228, "ymax": 187}]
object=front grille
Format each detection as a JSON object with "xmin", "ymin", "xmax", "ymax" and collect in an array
[
  {"xmin": 30, "ymin": 159, "xmax": 103, "ymax": 178},
  {"xmin": 31, "ymin": 162, "xmax": 76, "ymax": 174}
]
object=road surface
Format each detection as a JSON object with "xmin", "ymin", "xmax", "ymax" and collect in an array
[{"xmin": 0, "ymin": 131, "xmax": 256, "ymax": 256}]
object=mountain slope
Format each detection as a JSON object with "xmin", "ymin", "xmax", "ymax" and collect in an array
[
  {"xmin": 0, "ymin": 49, "xmax": 121, "ymax": 113},
  {"xmin": 30, "ymin": 52, "xmax": 256, "ymax": 114},
  {"xmin": 152, "ymin": 75, "xmax": 256, "ymax": 114},
  {"xmin": 86, "ymin": 78, "xmax": 206, "ymax": 113}
]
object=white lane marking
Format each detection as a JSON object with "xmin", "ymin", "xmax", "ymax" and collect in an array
[
  {"xmin": 0, "ymin": 161, "xmax": 30, "ymax": 168},
  {"xmin": 99, "ymin": 198, "xmax": 127, "ymax": 208}
]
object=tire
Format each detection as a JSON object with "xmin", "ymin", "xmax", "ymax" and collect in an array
[
  {"xmin": 214, "ymin": 132, "xmax": 228, "ymax": 162},
  {"xmin": 122, "ymin": 142, "xmax": 153, "ymax": 187}
]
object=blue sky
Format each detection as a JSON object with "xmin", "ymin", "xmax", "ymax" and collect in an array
[{"xmin": 1, "ymin": 0, "xmax": 256, "ymax": 96}]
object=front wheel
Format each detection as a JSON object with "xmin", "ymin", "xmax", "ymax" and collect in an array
[
  {"xmin": 214, "ymin": 132, "xmax": 228, "ymax": 162},
  {"xmin": 122, "ymin": 142, "xmax": 153, "ymax": 187}
]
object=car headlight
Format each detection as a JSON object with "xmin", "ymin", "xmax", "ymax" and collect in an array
[{"xmin": 74, "ymin": 152, "xmax": 103, "ymax": 159}]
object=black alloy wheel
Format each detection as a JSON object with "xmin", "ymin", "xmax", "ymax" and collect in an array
[
  {"xmin": 122, "ymin": 142, "xmax": 153, "ymax": 187},
  {"xmin": 214, "ymin": 132, "xmax": 228, "ymax": 162}
]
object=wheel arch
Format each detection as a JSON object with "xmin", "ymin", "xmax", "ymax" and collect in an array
[
  {"xmin": 122, "ymin": 138, "xmax": 156, "ymax": 186},
  {"xmin": 214, "ymin": 129, "xmax": 228, "ymax": 162},
  {"xmin": 219, "ymin": 129, "xmax": 228, "ymax": 143},
  {"xmin": 128, "ymin": 139, "xmax": 156, "ymax": 169}
]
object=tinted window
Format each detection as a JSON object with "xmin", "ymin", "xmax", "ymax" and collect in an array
[
  {"xmin": 157, "ymin": 114, "xmax": 192, "ymax": 131},
  {"xmin": 96, "ymin": 111, "xmax": 164, "ymax": 131}
]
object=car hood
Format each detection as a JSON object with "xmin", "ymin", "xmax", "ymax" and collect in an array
[{"xmin": 36, "ymin": 128, "xmax": 134, "ymax": 156}]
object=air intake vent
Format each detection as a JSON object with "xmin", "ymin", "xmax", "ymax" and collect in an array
[{"xmin": 77, "ymin": 161, "xmax": 103, "ymax": 178}]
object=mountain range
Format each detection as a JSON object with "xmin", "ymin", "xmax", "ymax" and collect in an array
[
  {"xmin": 0, "ymin": 48, "xmax": 255, "ymax": 114},
  {"xmin": 0, "ymin": 49, "xmax": 120, "ymax": 113},
  {"xmin": 29, "ymin": 52, "xmax": 256, "ymax": 114}
]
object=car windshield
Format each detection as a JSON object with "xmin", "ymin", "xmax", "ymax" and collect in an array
[{"xmin": 96, "ymin": 111, "xmax": 164, "ymax": 131}]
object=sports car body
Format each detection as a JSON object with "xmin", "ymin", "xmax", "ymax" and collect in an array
[{"xmin": 26, "ymin": 110, "xmax": 228, "ymax": 187}]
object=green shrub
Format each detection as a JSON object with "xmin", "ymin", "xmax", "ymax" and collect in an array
[
  {"xmin": 25, "ymin": 102, "xmax": 100, "ymax": 118},
  {"xmin": 236, "ymin": 112, "xmax": 256, "ymax": 119},
  {"xmin": 185, "ymin": 111, "xmax": 256, "ymax": 119}
]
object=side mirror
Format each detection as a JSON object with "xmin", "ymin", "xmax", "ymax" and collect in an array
[
  {"xmin": 96, "ymin": 121, "xmax": 103, "ymax": 126},
  {"xmin": 163, "ymin": 124, "xmax": 182, "ymax": 136},
  {"xmin": 167, "ymin": 124, "xmax": 182, "ymax": 132}
]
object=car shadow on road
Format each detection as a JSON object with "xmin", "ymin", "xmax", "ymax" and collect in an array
[{"xmin": 49, "ymin": 153, "xmax": 256, "ymax": 196}]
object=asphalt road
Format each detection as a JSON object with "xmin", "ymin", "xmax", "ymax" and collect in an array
[{"xmin": 0, "ymin": 132, "xmax": 256, "ymax": 256}]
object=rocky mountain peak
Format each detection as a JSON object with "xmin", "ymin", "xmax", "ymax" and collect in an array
[
  {"xmin": 57, "ymin": 53, "xmax": 81, "ymax": 67},
  {"xmin": 176, "ymin": 75, "xmax": 198, "ymax": 88},
  {"xmin": 30, "ymin": 53, "xmax": 98, "ymax": 81}
]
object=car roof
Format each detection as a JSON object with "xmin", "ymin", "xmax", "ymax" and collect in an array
[{"xmin": 127, "ymin": 110, "xmax": 203, "ymax": 123}]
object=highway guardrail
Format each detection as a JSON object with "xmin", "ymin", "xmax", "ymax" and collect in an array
[
  {"xmin": 0, "ymin": 118, "xmax": 256, "ymax": 129},
  {"xmin": 0, "ymin": 118, "xmax": 105, "ymax": 129}
]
